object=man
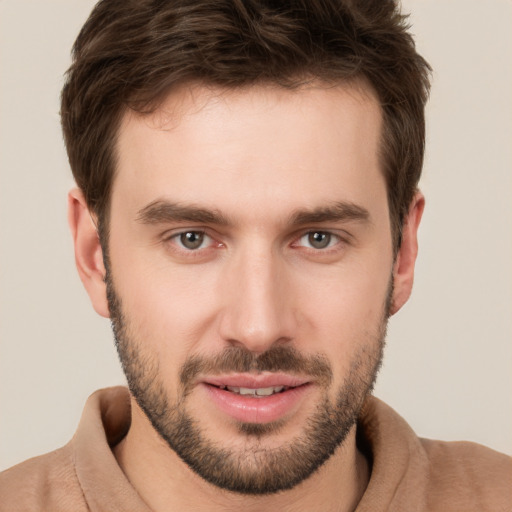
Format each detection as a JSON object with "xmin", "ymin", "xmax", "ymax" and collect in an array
[{"xmin": 0, "ymin": 0, "xmax": 510, "ymax": 510}]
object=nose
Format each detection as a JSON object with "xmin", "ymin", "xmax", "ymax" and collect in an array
[{"xmin": 218, "ymin": 244, "xmax": 295, "ymax": 354}]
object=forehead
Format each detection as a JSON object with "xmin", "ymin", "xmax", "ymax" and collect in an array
[{"xmin": 113, "ymin": 82, "xmax": 385, "ymax": 224}]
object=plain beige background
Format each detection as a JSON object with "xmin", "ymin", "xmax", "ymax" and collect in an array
[{"xmin": 1, "ymin": 0, "xmax": 511, "ymax": 470}]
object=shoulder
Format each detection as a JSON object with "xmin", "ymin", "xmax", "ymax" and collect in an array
[
  {"xmin": 0, "ymin": 443, "xmax": 88, "ymax": 512},
  {"xmin": 358, "ymin": 397, "xmax": 512, "ymax": 512},
  {"xmin": 420, "ymin": 438, "xmax": 512, "ymax": 511}
]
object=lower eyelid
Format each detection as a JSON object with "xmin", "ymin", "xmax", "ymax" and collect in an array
[
  {"xmin": 297, "ymin": 232, "xmax": 342, "ymax": 249},
  {"xmin": 162, "ymin": 230, "xmax": 206, "ymax": 248},
  {"xmin": 162, "ymin": 230, "xmax": 347, "ymax": 254}
]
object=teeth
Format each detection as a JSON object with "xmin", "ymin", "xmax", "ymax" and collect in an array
[
  {"xmin": 224, "ymin": 385, "xmax": 286, "ymax": 397},
  {"xmin": 256, "ymin": 386, "xmax": 285, "ymax": 396}
]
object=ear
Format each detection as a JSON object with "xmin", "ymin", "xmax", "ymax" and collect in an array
[
  {"xmin": 390, "ymin": 191, "xmax": 425, "ymax": 315},
  {"xmin": 68, "ymin": 188, "xmax": 110, "ymax": 318}
]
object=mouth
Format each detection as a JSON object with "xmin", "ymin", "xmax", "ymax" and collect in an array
[
  {"xmin": 199, "ymin": 374, "xmax": 313, "ymax": 424},
  {"xmin": 212, "ymin": 384, "xmax": 293, "ymax": 397}
]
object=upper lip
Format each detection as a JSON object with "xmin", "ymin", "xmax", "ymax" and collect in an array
[{"xmin": 202, "ymin": 373, "xmax": 310, "ymax": 389}]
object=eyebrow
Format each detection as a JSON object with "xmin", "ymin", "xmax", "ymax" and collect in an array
[
  {"xmin": 136, "ymin": 200, "xmax": 230, "ymax": 225},
  {"xmin": 136, "ymin": 199, "xmax": 370, "ymax": 227},
  {"xmin": 288, "ymin": 202, "xmax": 370, "ymax": 226}
]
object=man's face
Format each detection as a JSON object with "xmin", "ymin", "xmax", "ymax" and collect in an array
[{"xmin": 106, "ymin": 83, "xmax": 394, "ymax": 493}]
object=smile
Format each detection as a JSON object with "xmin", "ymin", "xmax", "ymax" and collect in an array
[
  {"xmin": 216, "ymin": 385, "xmax": 288, "ymax": 397},
  {"xmin": 200, "ymin": 375, "xmax": 313, "ymax": 423}
]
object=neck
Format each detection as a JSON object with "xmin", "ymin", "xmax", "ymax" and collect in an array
[{"xmin": 114, "ymin": 397, "xmax": 369, "ymax": 512}]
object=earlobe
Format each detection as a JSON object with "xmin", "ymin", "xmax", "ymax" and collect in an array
[
  {"xmin": 68, "ymin": 188, "xmax": 110, "ymax": 318},
  {"xmin": 390, "ymin": 191, "xmax": 425, "ymax": 315}
]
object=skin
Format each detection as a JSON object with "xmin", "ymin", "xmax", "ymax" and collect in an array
[{"xmin": 68, "ymin": 82, "xmax": 424, "ymax": 511}]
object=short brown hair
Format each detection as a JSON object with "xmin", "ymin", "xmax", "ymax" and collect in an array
[{"xmin": 61, "ymin": 0, "xmax": 431, "ymax": 248}]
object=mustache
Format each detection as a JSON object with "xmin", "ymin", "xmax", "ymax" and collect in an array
[{"xmin": 180, "ymin": 345, "xmax": 333, "ymax": 391}]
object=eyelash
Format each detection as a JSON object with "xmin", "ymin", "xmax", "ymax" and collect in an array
[
  {"xmin": 294, "ymin": 231, "xmax": 343, "ymax": 251},
  {"xmin": 165, "ymin": 230, "xmax": 217, "ymax": 252},
  {"xmin": 162, "ymin": 229, "xmax": 348, "ymax": 256}
]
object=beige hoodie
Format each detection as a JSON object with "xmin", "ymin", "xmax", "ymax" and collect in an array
[{"xmin": 1, "ymin": 387, "xmax": 510, "ymax": 511}]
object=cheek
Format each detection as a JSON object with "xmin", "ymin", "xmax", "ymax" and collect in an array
[
  {"xmin": 114, "ymin": 255, "xmax": 229, "ymax": 366},
  {"xmin": 295, "ymin": 262, "xmax": 390, "ymax": 369}
]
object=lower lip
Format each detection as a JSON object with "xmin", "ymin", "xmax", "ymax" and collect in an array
[{"xmin": 201, "ymin": 383, "xmax": 312, "ymax": 424}]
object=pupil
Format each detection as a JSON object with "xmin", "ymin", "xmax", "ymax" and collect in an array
[
  {"xmin": 181, "ymin": 232, "xmax": 204, "ymax": 249},
  {"xmin": 309, "ymin": 231, "xmax": 330, "ymax": 249}
]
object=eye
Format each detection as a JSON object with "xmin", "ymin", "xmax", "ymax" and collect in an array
[
  {"xmin": 298, "ymin": 231, "xmax": 339, "ymax": 250},
  {"xmin": 173, "ymin": 231, "xmax": 211, "ymax": 250}
]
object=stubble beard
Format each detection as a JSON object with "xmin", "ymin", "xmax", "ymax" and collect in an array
[{"xmin": 105, "ymin": 269, "xmax": 389, "ymax": 495}]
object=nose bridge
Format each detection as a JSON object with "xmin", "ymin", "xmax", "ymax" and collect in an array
[{"xmin": 219, "ymin": 239, "xmax": 292, "ymax": 352}]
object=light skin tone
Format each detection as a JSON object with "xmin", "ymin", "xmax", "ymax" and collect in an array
[{"xmin": 69, "ymin": 82, "xmax": 423, "ymax": 511}]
